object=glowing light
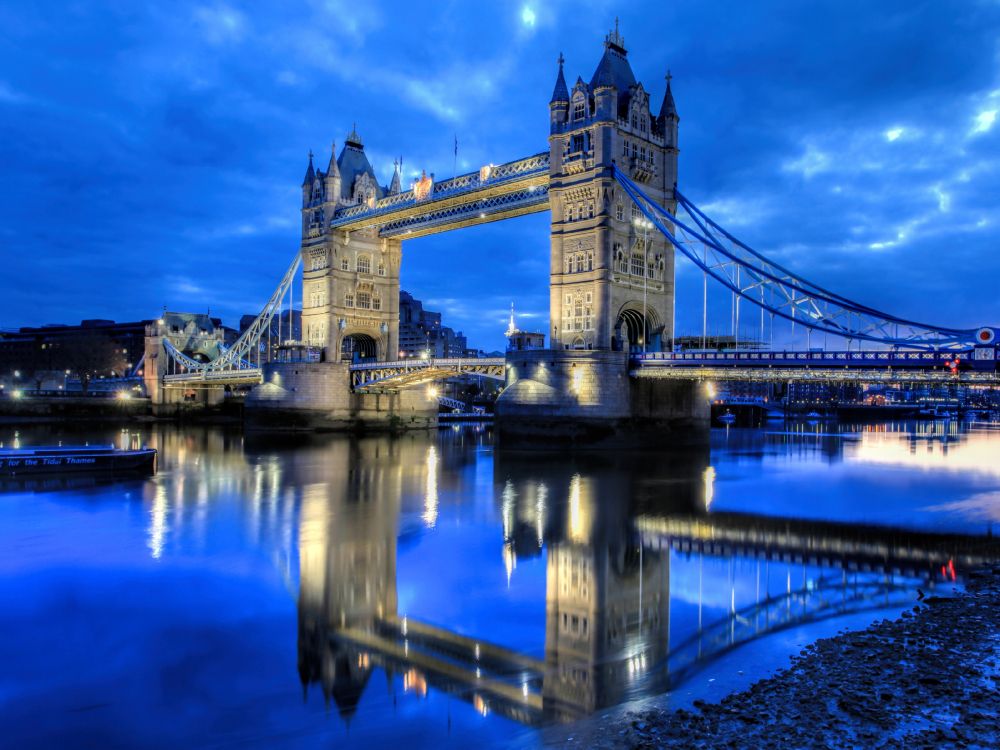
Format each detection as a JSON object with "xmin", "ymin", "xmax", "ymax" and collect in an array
[
  {"xmin": 704, "ymin": 381, "xmax": 716, "ymax": 399},
  {"xmin": 148, "ymin": 483, "xmax": 168, "ymax": 559},
  {"xmin": 520, "ymin": 6, "xmax": 536, "ymax": 26},
  {"xmin": 972, "ymin": 109, "xmax": 997, "ymax": 135},
  {"xmin": 427, "ymin": 386, "xmax": 439, "ymax": 399},
  {"xmin": 567, "ymin": 473, "xmax": 591, "ymax": 542},
  {"xmin": 423, "ymin": 446, "xmax": 439, "ymax": 527},
  {"xmin": 703, "ymin": 466, "xmax": 716, "ymax": 509},
  {"xmin": 11, "ymin": 389, "xmax": 22, "ymax": 400},
  {"xmin": 116, "ymin": 391, "xmax": 131, "ymax": 401},
  {"xmin": 885, "ymin": 127, "xmax": 904, "ymax": 141}
]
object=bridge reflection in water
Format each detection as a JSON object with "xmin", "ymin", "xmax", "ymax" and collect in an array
[{"xmin": 289, "ymin": 434, "xmax": 990, "ymax": 728}]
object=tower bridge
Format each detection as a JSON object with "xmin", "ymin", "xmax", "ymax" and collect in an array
[{"xmin": 147, "ymin": 22, "xmax": 1000, "ymax": 431}]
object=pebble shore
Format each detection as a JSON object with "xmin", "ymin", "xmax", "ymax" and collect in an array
[{"xmin": 559, "ymin": 564, "xmax": 1000, "ymax": 749}]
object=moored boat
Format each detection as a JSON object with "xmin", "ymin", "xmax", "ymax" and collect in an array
[{"xmin": 0, "ymin": 446, "xmax": 156, "ymax": 477}]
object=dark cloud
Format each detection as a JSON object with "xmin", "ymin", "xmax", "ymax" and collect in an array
[{"xmin": 1, "ymin": 0, "xmax": 998, "ymax": 348}]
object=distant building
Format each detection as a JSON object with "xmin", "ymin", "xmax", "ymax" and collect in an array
[
  {"xmin": 398, "ymin": 291, "xmax": 468, "ymax": 358},
  {"xmin": 504, "ymin": 304, "xmax": 545, "ymax": 351},
  {"xmin": 0, "ymin": 318, "xmax": 150, "ymax": 389},
  {"xmin": 674, "ymin": 335, "xmax": 765, "ymax": 351},
  {"xmin": 239, "ymin": 309, "xmax": 302, "ymax": 359}
]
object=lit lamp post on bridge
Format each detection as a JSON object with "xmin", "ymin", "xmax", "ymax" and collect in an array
[{"xmin": 633, "ymin": 216, "xmax": 653, "ymax": 354}]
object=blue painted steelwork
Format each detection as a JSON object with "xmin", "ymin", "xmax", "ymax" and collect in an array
[
  {"xmin": 613, "ymin": 167, "xmax": 999, "ymax": 350},
  {"xmin": 632, "ymin": 349, "xmax": 977, "ymax": 369}
]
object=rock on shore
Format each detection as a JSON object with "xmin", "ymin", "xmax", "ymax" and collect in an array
[{"xmin": 558, "ymin": 564, "xmax": 1000, "ymax": 749}]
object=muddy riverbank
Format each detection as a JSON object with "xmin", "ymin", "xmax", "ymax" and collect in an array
[{"xmin": 559, "ymin": 564, "xmax": 1000, "ymax": 749}]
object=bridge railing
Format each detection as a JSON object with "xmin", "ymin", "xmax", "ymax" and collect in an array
[
  {"xmin": 349, "ymin": 357, "xmax": 505, "ymax": 372},
  {"xmin": 632, "ymin": 349, "xmax": 977, "ymax": 367}
]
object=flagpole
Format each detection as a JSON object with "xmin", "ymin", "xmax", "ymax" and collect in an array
[{"xmin": 453, "ymin": 134, "xmax": 457, "ymax": 176}]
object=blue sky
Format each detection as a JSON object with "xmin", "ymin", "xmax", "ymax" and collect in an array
[{"xmin": 1, "ymin": 0, "xmax": 999, "ymax": 351}]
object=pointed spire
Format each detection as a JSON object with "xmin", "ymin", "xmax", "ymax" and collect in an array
[
  {"xmin": 345, "ymin": 123, "xmax": 363, "ymax": 148},
  {"xmin": 388, "ymin": 159, "xmax": 401, "ymax": 195},
  {"xmin": 658, "ymin": 69, "xmax": 677, "ymax": 120},
  {"xmin": 326, "ymin": 140, "xmax": 339, "ymax": 177},
  {"xmin": 550, "ymin": 52, "xmax": 569, "ymax": 104},
  {"xmin": 302, "ymin": 150, "xmax": 315, "ymax": 186},
  {"xmin": 605, "ymin": 17, "xmax": 625, "ymax": 51},
  {"xmin": 505, "ymin": 302, "xmax": 519, "ymax": 337}
]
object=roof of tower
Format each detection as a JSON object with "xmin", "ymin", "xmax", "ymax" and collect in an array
[
  {"xmin": 302, "ymin": 151, "xmax": 315, "ymax": 187},
  {"xmin": 590, "ymin": 20, "xmax": 636, "ymax": 94},
  {"xmin": 550, "ymin": 52, "xmax": 569, "ymax": 104},
  {"xmin": 658, "ymin": 71, "xmax": 677, "ymax": 120},
  {"xmin": 336, "ymin": 130, "xmax": 385, "ymax": 201}
]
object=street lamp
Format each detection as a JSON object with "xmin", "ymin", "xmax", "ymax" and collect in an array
[{"xmin": 632, "ymin": 216, "xmax": 653, "ymax": 354}]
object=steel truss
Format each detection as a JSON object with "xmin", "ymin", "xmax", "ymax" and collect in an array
[
  {"xmin": 162, "ymin": 252, "xmax": 300, "ymax": 376},
  {"xmin": 613, "ymin": 167, "xmax": 995, "ymax": 350},
  {"xmin": 350, "ymin": 357, "xmax": 505, "ymax": 391}
]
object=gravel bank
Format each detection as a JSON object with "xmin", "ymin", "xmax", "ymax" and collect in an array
[{"xmin": 560, "ymin": 564, "xmax": 1000, "ymax": 749}]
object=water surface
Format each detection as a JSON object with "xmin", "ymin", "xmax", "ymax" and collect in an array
[{"xmin": 1, "ymin": 420, "xmax": 996, "ymax": 748}]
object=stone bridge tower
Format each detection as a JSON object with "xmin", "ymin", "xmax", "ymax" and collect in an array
[
  {"xmin": 299, "ymin": 128, "xmax": 403, "ymax": 363},
  {"xmin": 547, "ymin": 22, "xmax": 679, "ymax": 352}
]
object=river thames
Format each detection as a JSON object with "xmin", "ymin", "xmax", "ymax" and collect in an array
[{"xmin": 1, "ymin": 420, "xmax": 997, "ymax": 748}]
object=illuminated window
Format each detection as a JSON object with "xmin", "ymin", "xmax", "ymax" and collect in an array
[
  {"xmin": 631, "ymin": 253, "xmax": 644, "ymax": 276},
  {"xmin": 357, "ymin": 255, "xmax": 371, "ymax": 274}
]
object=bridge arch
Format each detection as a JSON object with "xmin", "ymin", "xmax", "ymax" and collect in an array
[
  {"xmin": 339, "ymin": 332, "xmax": 378, "ymax": 363},
  {"xmin": 615, "ymin": 304, "xmax": 662, "ymax": 352}
]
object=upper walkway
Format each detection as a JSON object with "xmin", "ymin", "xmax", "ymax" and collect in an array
[{"xmin": 329, "ymin": 152, "xmax": 550, "ymax": 239}]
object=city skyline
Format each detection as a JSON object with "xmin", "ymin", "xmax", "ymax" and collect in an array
[{"xmin": 2, "ymin": 1, "xmax": 999, "ymax": 351}]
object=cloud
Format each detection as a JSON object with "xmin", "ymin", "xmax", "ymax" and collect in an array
[{"xmin": 193, "ymin": 4, "xmax": 247, "ymax": 45}]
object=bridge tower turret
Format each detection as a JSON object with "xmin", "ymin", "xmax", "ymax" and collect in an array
[
  {"xmin": 547, "ymin": 22, "xmax": 677, "ymax": 352},
  {"xmin": 299, "ymin": 127, "xmax": 401, "ymax": 363}
]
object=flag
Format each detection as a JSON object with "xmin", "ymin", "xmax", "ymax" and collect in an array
[{"xmin": 454, "ymin": 134, "xmax": 458, "ymax": 156}]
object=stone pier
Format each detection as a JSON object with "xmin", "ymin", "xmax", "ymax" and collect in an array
[
  {"xmin": 244, "ymin": 362, "xmax": 437, "ymax": 431},
  {"xmin": 495, "ymin": 350, "xmax": 709, "ymax": 447}
]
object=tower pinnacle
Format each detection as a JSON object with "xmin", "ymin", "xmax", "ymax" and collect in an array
[
  {"xmin": 505, "ymin": 302, "xmax": 519, "ymax": 337},
  {"xmin": 550, "ymin": 52, "xmax": 569, "ymax": 104}
]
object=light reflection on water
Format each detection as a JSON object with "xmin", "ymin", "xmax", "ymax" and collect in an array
[{"xmin": 0, "ymin": 421, "xmax": 997, "ymax": 748}]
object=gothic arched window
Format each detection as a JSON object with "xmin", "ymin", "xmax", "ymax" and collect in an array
[
  {"xmin": 631, "ymin": 253, "xmax": 644, "ymax": 276},
  {"xmin": 357, "ymin": 291, "xmax": 371, "ymax": 310}
]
